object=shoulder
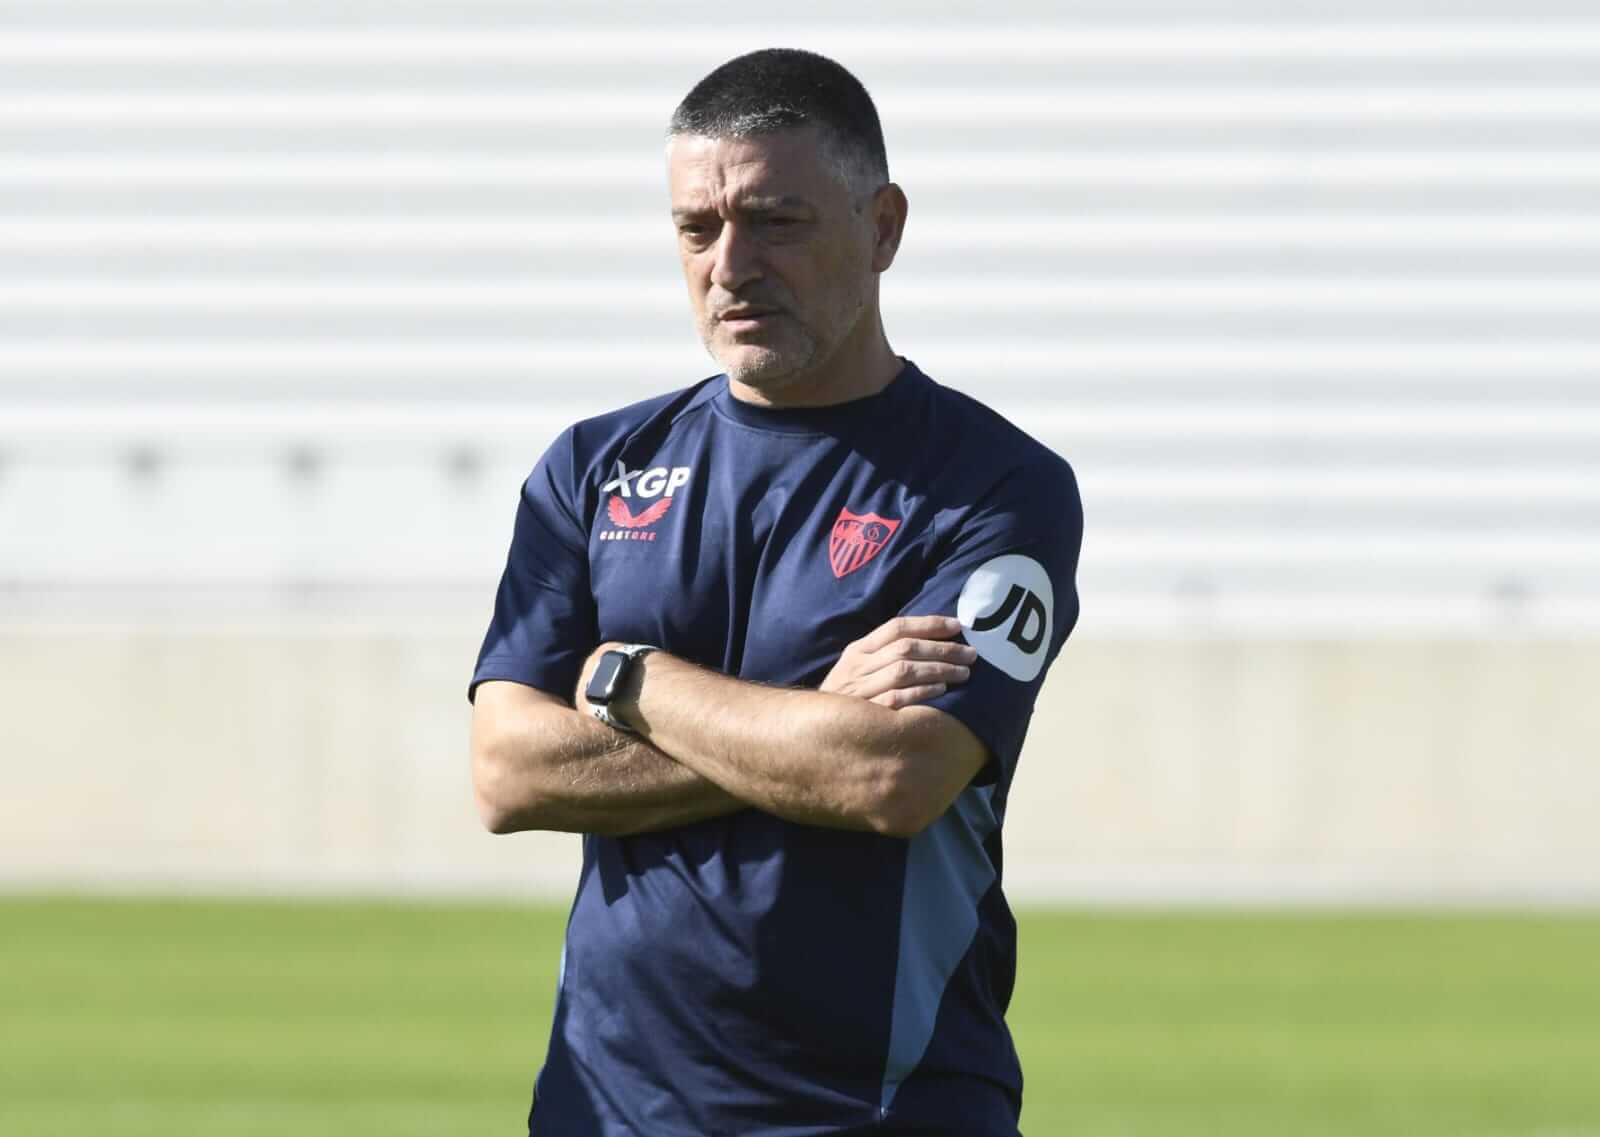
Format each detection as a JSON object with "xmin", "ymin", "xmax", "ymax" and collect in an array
[
  {"xmin": 916, "ymin": 369, "xmax": 1080, "ymax": 511},
  {"xmin": 527, "ymin": 376, "xmax": 721, "ymax": 490},
  {"xmin": 566, "ymin": 375, "xmax": 722, "ymax": 458}
]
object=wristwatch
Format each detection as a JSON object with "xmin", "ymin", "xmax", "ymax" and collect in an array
[{"xmin": 583, "ymin": 643, "xmax": 657, "ymax": 732}]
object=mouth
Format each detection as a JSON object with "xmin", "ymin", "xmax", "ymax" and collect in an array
[{"xmin": 717, "ymin": 306, "xmax": 783, "ymax": 332}]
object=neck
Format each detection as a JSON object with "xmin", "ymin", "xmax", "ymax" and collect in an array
[{"xmin": 726, "ymin": 313, "xmax": 901, "ymax": 410}]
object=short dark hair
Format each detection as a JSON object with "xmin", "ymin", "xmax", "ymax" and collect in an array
[{"xmin": 668, "ymin": 48, "xmax": 889, "ymax": 188}]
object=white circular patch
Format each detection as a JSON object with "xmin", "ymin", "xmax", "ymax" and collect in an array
[{"xmin": 956, "ymin": 554, "xmax": 1055, "ymax": 682}]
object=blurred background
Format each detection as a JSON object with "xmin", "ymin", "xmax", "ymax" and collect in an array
[{"xmin": 2, "ymin": 2, "xmax": 1597, "ymax": 1135}]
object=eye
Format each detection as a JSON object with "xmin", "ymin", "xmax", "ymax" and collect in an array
[
  {"xmin": 677, "ymin": 222, "xmax": 716, "ymax": 247},
  {"xmin": 756, "ymin": 216, "xmax": 810, "ymax": 241}
]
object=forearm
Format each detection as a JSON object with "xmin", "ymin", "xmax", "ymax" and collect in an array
[
  {"xmin": 620, "ymin": 652, "xmax": 958, "ymax": 835},
  {"xmin": 472, "ymin": 683, "xmax": 744, "ymax": 837}
]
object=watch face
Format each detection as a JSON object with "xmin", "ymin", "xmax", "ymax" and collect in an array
[{"xmin": 585, "ymin": 651, "xmax": 629, "ymax": 705}]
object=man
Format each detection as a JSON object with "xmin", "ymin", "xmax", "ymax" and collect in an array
[{"xmin": 469, "ymin": 48, "xmax": 1081, "ymax": 1137}]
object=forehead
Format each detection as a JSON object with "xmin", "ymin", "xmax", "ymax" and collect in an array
[{"xmin": 667, "ymin": 128, "xmax": 841, "ymax": 210}]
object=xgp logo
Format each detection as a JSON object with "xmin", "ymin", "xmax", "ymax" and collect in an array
[
  {"xmin": 599, "ymin": 458, "xmax": 692, "ymax": 542},
  {"xmin": 957, "ymin": 554, "xmax": 1054, "ymax": 681}
]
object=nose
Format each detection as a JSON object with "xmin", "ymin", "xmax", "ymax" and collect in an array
[{"xmin": 708, "ymin": 221, "xmax": 761, "ymax": 294}]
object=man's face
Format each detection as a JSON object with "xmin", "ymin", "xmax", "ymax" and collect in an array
[{"xmin": 667, "ymin": 127, "xmax": 882, "ymax": 396}]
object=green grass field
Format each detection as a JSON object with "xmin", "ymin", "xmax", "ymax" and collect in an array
[{"xmin": 2, "ymin": 897, "xmax": 1596, "ymax": 1137}]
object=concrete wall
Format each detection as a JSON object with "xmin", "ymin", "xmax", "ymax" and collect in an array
[{"xmin": 6, "ymin": 624, "xmax": 1595, "ymax": 904}]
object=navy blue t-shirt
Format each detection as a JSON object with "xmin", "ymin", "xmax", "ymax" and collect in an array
[{"xmin": 472, "ymin": 360, "xmax": 1082, "ymax": 1137}]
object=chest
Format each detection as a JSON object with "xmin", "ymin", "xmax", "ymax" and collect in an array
[{"xmin": 585, "ymin": 427, "xmax": 934, "ymax": 684}]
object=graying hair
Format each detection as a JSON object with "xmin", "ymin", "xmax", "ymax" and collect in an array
[
  {"xmin": 666, "ymin": 118, "xmax": 886, "ymax": 202},
  {"xmin": 666, "ymin": 49, "xmax": 891, "ymax": 203}
]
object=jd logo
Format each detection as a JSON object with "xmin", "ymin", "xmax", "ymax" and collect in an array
[
  {"xmin": 970, "ymin": 583, "xmax": 1048, "ymax": 653},
  {"xmin": 957, "ymin": 554, "xmax": 1055, "ymax": 682}
]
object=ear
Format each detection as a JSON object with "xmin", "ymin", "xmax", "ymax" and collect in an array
[{"xmin": 869, "ymin": 183, "xmax": 909, "ymax": 273}]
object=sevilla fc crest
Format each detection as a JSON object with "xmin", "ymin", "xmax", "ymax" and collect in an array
[{"xmin": 829, "ymin": 508, "xmax": 901, "ymax": 579}]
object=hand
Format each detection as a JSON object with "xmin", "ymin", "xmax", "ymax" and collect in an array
[{"xmin": 819, "ymin": 615, "xmax": 977, "ymax": 709}]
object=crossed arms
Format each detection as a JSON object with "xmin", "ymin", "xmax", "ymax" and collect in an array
[{"xmin": 470, "ymin": 616, "xmax": 988, "ymax": 840}]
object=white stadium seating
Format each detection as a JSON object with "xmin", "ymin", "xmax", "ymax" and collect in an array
[{"xmin": 3, "ymin": 5, "xmax": 1597, "ymax": 635}]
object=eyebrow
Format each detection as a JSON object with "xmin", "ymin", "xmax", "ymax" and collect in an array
[{"xmin": 672, "ymin": 195, "xmax": 815, "ymax": 221}]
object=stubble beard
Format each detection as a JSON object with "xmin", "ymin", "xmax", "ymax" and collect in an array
[
  {"xmin": 710, "ymin": 321, "xmax": 821, "ymax": 392},
  {"xmin": 701, "ymin": 278, "xmax": 872, "ymax": 398}
]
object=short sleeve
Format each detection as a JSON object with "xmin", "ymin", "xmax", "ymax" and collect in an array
[
  {"xmin": 468, "ymin": 430, "xmax": 596, "ymax": 703},
  {"xmin": 901, "ymin": 458, "xmax": 1082, "ymax": 787}
]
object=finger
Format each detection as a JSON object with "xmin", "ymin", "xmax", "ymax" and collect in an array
[
  {"xmin": 854, "ymin": 659, "xmax": 971, "ymax": 699},
  {"xmin": 853, "ymin": 642, "xmax": 975, "ymax": 684},
  {"xmin": 871, "ymin": 683, "xmax": 947, "ymax": 708},
  {"xmin": 857, "ymin": 614, "xmax": 963, "ymax": 653},
  {"xmin": 874, "ymin": 637, "xmax": 979, "ymax": 666}
]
